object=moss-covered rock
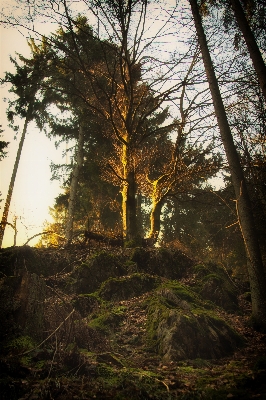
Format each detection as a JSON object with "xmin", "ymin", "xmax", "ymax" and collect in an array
[
  {"xmin": 98, "ymin": 273, "xmax": 161, "ymax": 301},
  {"xmin": 0, "ymin": 246, "xmax": 75, "ymax": 277},
  {"xmin": 193, "ymin": 263, "xmax": 239, "ymax": 312},
  {"xmin": 130, "ymin": 247, "xmax": 193, "ymax": 279},
  {"xmin": 70, "ymin": 251, "xmax": 126, "ymax": 294},
  {"xmin": 145, "ymin": 284, "xmax": 243, "ymax": 361},
  {"xmin": 72, "ymin": 293, "xmax": 100, "ymax": 317},
  {"xmin": 88, "ymin": 305, "xmax": 127, "ymax": 334}
]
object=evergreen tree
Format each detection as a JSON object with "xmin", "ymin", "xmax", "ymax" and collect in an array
[{"xmin": 0, "ymin": 40, "xmax": 51, "ymax": 247}]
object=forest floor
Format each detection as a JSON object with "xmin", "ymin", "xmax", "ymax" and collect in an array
[{"xmin": 0, "ymin": 245, "xmax": 266, "ymax": 400}]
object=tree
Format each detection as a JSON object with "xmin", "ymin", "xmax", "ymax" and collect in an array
[
  {"xmin": 65, "ymin": 124, "xmax": 85, "ymax": 244},
  {"xmin": 189, "ymin": 0, "xmax": 266, "ymax": 330},
  {"xmin": 135, "ymin": 47, "xmax": 221, "ymax": 240},
  {"xmin": 0, "ymin": 126, "xmax": 9, "ymax": 162},
  {"xmin": 0, "ymin": 42, "xmax": 51, "ymax": 247},
  {"xmin": 227, "ymin": 0, "xmax": 266, "ymax": 101}
]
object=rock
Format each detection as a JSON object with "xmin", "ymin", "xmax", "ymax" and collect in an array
[
  {"xmin": 146, "ymin": 286, "xmax": 243, "ymax": 361},
  {"xmin": 72, "ymin": 294, "xmax": 100, "ymax": 317},
  {"xmin": 70, "ymin": 251, "xmax": 126, "ymax": 294},
  {"xmin": 131, "ymin": 248, "xmax": 194, "ymax": 279},
  {"xmin": 193, "ymin": 264, "xmax": 239, "ymax": 312},
  {"xmin": 156, "ymin": 310, "xmax": 243, "ymax": 361},
  {"xmin": 99, "ymin": 273, "xmax": 161, "ymax": 301}
]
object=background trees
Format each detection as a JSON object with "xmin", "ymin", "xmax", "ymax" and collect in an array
[{"xmin": 0, "ymin": 42, "xmax": 52, "ymax": 247}]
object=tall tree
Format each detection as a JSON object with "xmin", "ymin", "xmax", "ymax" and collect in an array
[
  {"xmin": 0, "ymin": 41, "xmax": 50, "ymax": 247},
  {"xmin": 189, "ymin": 0, "xmax": 266, "ymax": 330},
  {"xmin": 65, "ymin": 123, "xmax": 85, "ymax": 244},
  {"xmin": 228, "ymin": 0, "xmax": 266, "ymax": 101}
]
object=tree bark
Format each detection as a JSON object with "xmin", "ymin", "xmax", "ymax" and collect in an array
[
  {"xmin": 121, "ymin": 142, "xmax": 138, "ymax": 242},
  {"xmin": 149, "ymin": 199, "xmax": 163, "ymax": 239},
  {"xmin": 189, "ymin": 0, "xmax": 266, "ymax": 329},
  {"xmin": 65, "ymin": 124, "xmax": 84, "ymax": 245},
  {"xmin": 126, "ymin": 170, "xmax": 138, "ymax": 240},
  {"xmin": 0, "ymin": 110, "xmax": 31, "ymax": 248},
  {"xmin": 229, "ymin": 0, "xmax": 266, "ymax": 101}
]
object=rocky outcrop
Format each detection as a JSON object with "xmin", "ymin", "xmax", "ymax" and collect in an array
[
  {"xmin": 69, "ymin": 251, "xmax": 126, "ymax": 294},
  {"xmin": 145, "ymin": 285, "xmax": 243, "ymax": 362},
  {"xmin": 192, "ymin": 264, "xmax": 239, "ymax": 312},
  {"xmin": 98, "ymin": 273, "xmax": 161, "ymax": 301},
  {"xmin": 130, "ymin": 247, "xmax": 194, "ymax": 279}
]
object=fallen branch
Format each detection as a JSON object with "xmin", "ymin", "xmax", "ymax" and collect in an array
[{"xmin": 23, "ymin": 231, "xmax": 65, "ymax": 246}]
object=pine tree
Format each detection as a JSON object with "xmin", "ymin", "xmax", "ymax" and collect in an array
[{"xmin": 0, "ymin": 41, "xmax": 51, "ymax": 248}]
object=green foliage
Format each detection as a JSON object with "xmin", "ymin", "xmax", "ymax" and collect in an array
[
  {"xmin": 0, "ymin": 126, "xmax": 8, "ymax": 161},
  {"xmin": 5, "ymin": 336, "xmax": 35, "ymax": 354},
  {"xmin": 87, "ymin": 304, "xmax": 126, "ymax": 333}
]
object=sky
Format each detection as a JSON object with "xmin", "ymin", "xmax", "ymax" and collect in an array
[{"xmin": 0, "ymin": 16, "xmax": 65, "ymax": 248}]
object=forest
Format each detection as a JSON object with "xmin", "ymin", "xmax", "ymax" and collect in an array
[{"xmin": 0, "ymin": 0, "xmax": 266, "ymax": 398}]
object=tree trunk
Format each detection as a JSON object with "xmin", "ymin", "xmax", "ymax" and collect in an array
[
  {"xmin": 122, "ymin": 170, "xmax": 137, "ymax": 242},
  {"xmin": 149, "ymin": 199, "xmax": 163, "ymax": 239},
  {"xmin": 0, "ymin": 111, "xmax": 30, "ymax": 248},
  {"xmin": 189, "ymin": 0, "xmax": 266, "ymax": 329},
  {"xmin": 127, "ymin": 170, "xmax": 138, "ymax": 240},
  {"xmin": 229, "ymin": 0, "xmax": 266, "ymax": 101},
  {"xmin": 121, "ymin": 143, "xmax": 138, "ymax": 242},
  {"xmin": 65, "ymin": 124, "xmax": 84, "ymax": 245}
]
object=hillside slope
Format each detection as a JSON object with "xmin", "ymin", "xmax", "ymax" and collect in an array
[{"xmin": 0, "ymin": 245, "xmax": 265, "ymax": 399}]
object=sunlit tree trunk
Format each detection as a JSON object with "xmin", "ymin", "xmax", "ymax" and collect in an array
[
  {"xmin": 149, "ymin": 198, "xmax": 163, "ymax": 240},
  {"xmin": 189, "ymin": 0, "xmax": 266, "ymax": 330},
  {"xmin": 229, "ymin": 0, "xmax": 266, "ymax": 101},
  {"xmin": 0, "ymin": 110, "xmax": 31, "ymax": 248},
  {"xmin": 121, "ymin": 142, "xmax": 137, "ymax": 242},
  {"xmin": 65, "ymin": 124, "xmax": 84, "ymax": 245}
]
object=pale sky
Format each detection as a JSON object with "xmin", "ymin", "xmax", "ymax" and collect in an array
[{"xmin": 0, "ymin": 19, "xmax": 64, "ymax": 247}]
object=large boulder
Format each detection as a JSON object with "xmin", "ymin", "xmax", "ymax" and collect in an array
[
  {"xmin": 192, "ymin": 264, "xmax": 239, "ymax": 312},
  {"xmin": 146, "ymin": 285, "xmax": 243, "ymax": 361}
]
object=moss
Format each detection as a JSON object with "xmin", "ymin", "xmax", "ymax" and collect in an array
[
  {"xmin": 96, "ymin": 364, "xmax": 170, "ymax": 399},
  {"xmin": 202, "ymin": 273, "xmax": 223, "ymax": 283},
  {"xmin": 144, "ymin": 296, "xmax": 170, "ymax": 351},
  {"xmin": 124, "ymin": 234, "xmax": 143, "ymax": 248},
  {"xmin": 87, "ymin": 303, "xmax": 126, "ymax": 333},
  {"xmin": 5, "ymin": 335, "xmax": 36, "ymax": 355},
  {"xmin": 98, "ymin": 273, "xmax": 161, "ymax": 301},
  {"xmin": 161, "ymin": 281, "xmax": 200, "ymax": 304}
]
